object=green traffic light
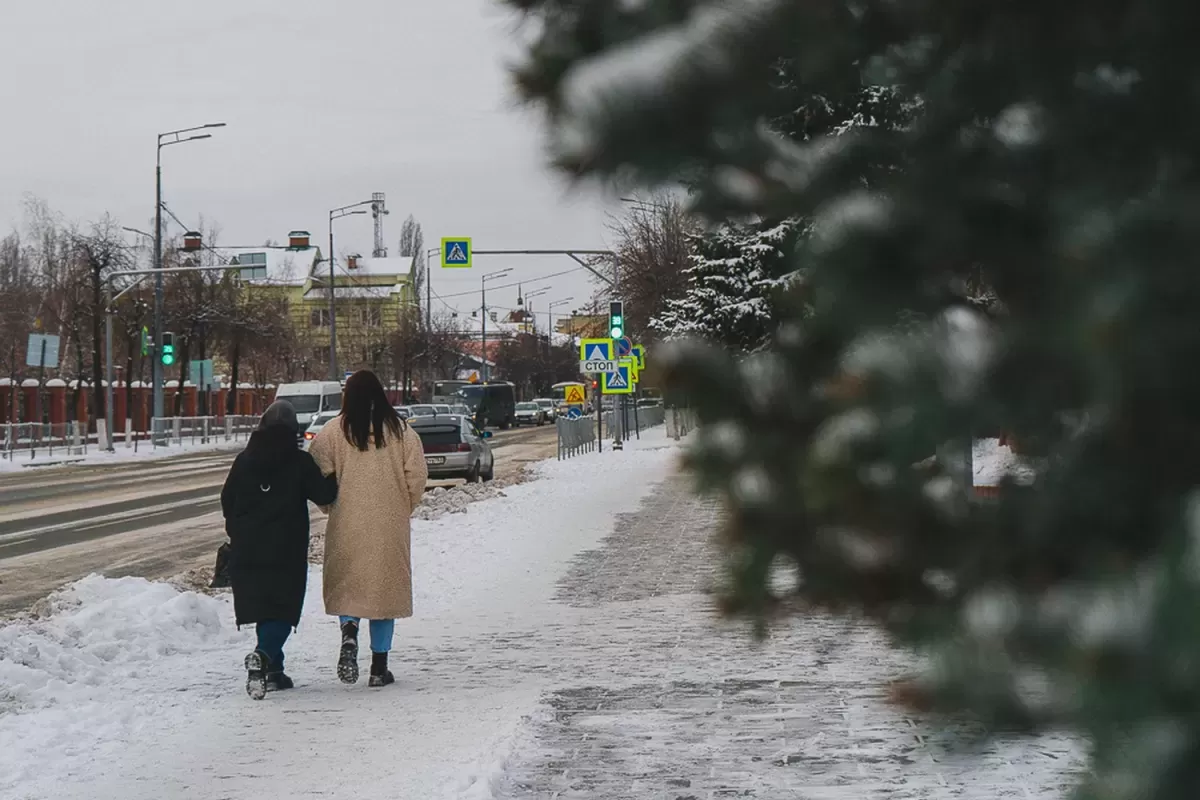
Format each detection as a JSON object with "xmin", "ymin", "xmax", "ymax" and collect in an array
[{"xmin": 162, "ymin": 348, "xmax": 175, "ymax": 366}]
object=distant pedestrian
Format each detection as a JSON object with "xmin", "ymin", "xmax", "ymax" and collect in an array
[
  {"xmin": 310, "ymin": 370, "xmax": 428, "ymax": 687},
  {"xmin": 220, "ymin": 400, "xmax": 338, "ymax": 700}
]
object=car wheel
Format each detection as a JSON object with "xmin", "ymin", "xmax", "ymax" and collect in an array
[
  {"xmin": 465, "ymin": 462, "xmax": 481, "ymax": 483},
  {"xmin": 481, "ymin": 458, "xmax": 495, "ymax": 482}
]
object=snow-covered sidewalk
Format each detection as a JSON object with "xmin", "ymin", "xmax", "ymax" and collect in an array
[
  {"xmin": 0, "ymin": 430, "xmax": 678, "ymax": 799},
  {"xmin": 1, "ymin": 427, "xmax": 1083, "ymax": 799}
]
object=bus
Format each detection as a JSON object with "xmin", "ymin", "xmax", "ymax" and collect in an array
[
  {"xmin": 551, "ymin": 381, "xmax": 589, "ymax": 415},
  {"xmin": 456, "ymin": 381, "xmax": 517, "ymax": 429},
  {"xmin": 431, "ymin": 379, "xmax": 470, "ymax": 405}
]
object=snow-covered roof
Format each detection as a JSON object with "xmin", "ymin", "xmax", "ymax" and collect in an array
[
  {"xmin": 220, "ymin": 245, "xmax": 323, "ymax": 287},
  {"xmin": 302, "ymin": 285, "xmax": 406, "ymax": 301},
  {"xmin": 343, "ymin": 256, "xmax": 415, "ymax": 278}
]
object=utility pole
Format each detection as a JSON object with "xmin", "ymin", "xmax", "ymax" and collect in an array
[
  {"xmin": 327, "ymin": 200, "xmax": 372, "ymax": 380},
  {"xmin": 480, "ymin": 268, "xmax": 511, "ymax": 382},
  {"xmin": 152, "ymin": 123, "xmax": 225, "ymax": 422}
]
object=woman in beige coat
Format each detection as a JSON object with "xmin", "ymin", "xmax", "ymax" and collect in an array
[{"xmin": 310, "ymin": 370, "xmax": 427, "ymax": 687}]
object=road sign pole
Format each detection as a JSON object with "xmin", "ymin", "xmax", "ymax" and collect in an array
[
  {"xmin": 633, "ymin": 387, "xmax": 640, "ymax": 440},
  {"xmin": 595, "ymin": 383, "xmax": 602, "ymax": 453},
  {"xmin": 33, "ymin": 338, "xmax": 47, "ymax": 458},
  {"xmin": 105, "ymin": 304, "xmax": 115, "ymax": 451}
]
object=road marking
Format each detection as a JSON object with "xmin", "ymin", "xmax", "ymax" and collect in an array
[{"xmin": 0, "ymin": 495, "xmax": 221, "ymax": 543}]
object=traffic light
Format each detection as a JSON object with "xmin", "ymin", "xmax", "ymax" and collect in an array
[
  {"xmin": 161, "ymin": 332, "xmax": 176, "ymax": 367},
  {"xmin": 609, "ymin": 300, "xmax": 624, "ymax": 340}
]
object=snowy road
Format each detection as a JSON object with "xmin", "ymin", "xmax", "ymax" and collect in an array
[{"xmin": 0, "ymin": 425, "xmax": 559, "ymax": 616}]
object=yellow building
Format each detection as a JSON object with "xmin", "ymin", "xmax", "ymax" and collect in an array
[{"xmin": 226, "ymin": 230, "xmax": 416, "ymax": 374}]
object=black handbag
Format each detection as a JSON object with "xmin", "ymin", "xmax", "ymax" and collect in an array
[{"xmin": 209, "ymin": 541, "xmax": 233, "ymax": 589}]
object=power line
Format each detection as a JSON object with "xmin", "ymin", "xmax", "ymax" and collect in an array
[{"xmin": 431, "ymin": 265, "xmax": 590, "ymax": 299}]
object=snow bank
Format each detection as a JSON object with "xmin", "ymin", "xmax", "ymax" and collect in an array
[
  {"xmin": 0, "ymin": 438, "xmax": 246, "ymax": 473},
  {"xmin": 0, "ymin": 576, "xmax": 237, "ymax": 791}
]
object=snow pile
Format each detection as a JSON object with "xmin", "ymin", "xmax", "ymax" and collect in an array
[
  {"xmin": 1, "ymin": 576, "xmax": 231, "ymax": 711},
  {"xmin": 414, "ymin": 478, "xmax": 519, "ymax": 521},
  {"xmin": 0, "ymin": 576, "xmax": 237, "ymax": 792}
]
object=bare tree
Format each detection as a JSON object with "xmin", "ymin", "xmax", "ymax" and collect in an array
[
  {"xmin": 597, "ymin": 193, "xmax": 699, "ymax": 339},
  {"xmin": 70, "ymin": 218, "xmax": 134, "ymax": 423}
]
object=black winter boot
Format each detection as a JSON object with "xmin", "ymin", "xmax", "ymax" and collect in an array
[
  {"xmin": 244, "ymin": 650, "xmax": 269, "ymax": 700},
  {"xmin": 368, "ymin": 651, "xmax": 395, "ymax": 687},
  {"xmin": 266, "ymin": 671, "xmax": 295, "ymax": 691},
  {"xmin": 337, "ymin": 621, "xmax": 359, "ymax": 684}
]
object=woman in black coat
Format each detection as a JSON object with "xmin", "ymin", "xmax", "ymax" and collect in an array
[{"xmin": 220, "ymin": 400, "xmax": 337, "ymax": 699}]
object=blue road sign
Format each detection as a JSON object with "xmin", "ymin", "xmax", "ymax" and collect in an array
[
  {"xmin": 566, "ymin": 406, "xmax": 583, "ymax": 420},
  {"xmin": 25, "ymin": 333, "xmax": 61, "ymax": 369},
  {"xmin": 602, "ymin": 363, "xmax": 633, "ymax": 394},
  {"xmin": 615, "ymin": 337, "xmax": 633, "ymax": 358},
  {"xmin": 441, "ymin": 237, "xmax": 472, "ymax": 268},
  {"xmin": 580, "ymin": 339, "xmax": 613, "ymax": 361}
]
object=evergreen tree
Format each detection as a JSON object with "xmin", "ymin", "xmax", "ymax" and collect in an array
[
  {"xmin": 506, "ymin": 1, "xmax": 1200, "ymax": 797},
  {"xmin": 652, "ymin": 218, "xmax": 804, "ymax": 351}
]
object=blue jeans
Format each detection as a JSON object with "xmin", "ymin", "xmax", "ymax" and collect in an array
[
  {"xmin": 339, "ymin": 616, "xmax": 395, "ymax": 653},
  {"xmin": 256, "ymin": 620, "xmax": 292, "ymax": 671}
]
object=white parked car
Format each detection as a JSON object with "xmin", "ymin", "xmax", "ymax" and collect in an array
[{"xmin": 302, "ymin": 412, "xmax": 339, "ymax": 451}]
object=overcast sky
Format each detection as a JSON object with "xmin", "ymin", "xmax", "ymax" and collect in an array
[{"xmin": 0, "ymin": 0, "xmax": 623, "ymax": 322}]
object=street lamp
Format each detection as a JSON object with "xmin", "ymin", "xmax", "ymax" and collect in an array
[
  {"xmin": 480, "ymin": 268, "xmax": 511, "ymax": 381},
  {"xmin": 548, "ymin": 297, "xmax": 574, "ymax": 341},
  {"xmin": 328, "ymin": 200, "xmax": 373, "ymax": 379},
  {"xmin": 521, "ymin": 287, "xmax": 550, "ymax": 334},
  {"xmin": 152, "ymin": 122, "xmax": 225, "ymax": 422}
]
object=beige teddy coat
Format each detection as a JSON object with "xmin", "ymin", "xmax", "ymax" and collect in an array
[{"xmin": 310, "ymin": 419, "xmax": 428, "ymax": 619}]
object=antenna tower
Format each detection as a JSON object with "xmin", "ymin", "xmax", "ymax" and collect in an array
[{"xmin": 371, "ymin": 192, "xmax": 389, "ymax": 257}]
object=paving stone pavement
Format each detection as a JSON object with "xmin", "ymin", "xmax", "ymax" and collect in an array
[{"xmin": 401, "ymin": 475, "xmax": 1086, "ymax": 799}]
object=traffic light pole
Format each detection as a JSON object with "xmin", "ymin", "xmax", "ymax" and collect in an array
[{"xmin": 105, "ymin": 263, "xmax": 254, "ymax": 449}]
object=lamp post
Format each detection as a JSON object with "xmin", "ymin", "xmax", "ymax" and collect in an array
[
  {"xmin": 328, "ymin": 201, "xmax": 373, "ymax": 380},
  {"xmin": 480, "ymin": 268, "xmax": 511, "ymax": 381},
  {"xmin": 520, "ymin": 287, "xmax": 550, "ymax": 334},
  {"xmin": 548, "ymin": 297, "xmax": 574, "ymax": 342},
  {"xmin": 152, "ymin": 123, "xmax": 225, "ymax": 422}
]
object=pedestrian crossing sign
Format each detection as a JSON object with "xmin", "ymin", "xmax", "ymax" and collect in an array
[
  {"xmin": 602, "ymin": 364, "xmax": 633, "ymax": 394},
  {"xmin": 579, "ymin": 338, "xmax": 613, "ymax": 362},
  {"xmin": 631, "ymin": 344, "xmax": 645, "ymax": 371},
  {"xmin": 441, "ymin": 237, "xmax": 472, "ymax": 268}
]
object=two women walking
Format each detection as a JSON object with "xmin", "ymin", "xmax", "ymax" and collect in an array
[{"xmin": 221, "ymin": 370, "xmax": 427, "ymax": 698}]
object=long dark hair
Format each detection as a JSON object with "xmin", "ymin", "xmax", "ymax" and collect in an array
[{"xmin": 340, "ymin": 370, "xmax": 404, "ymax": 451}]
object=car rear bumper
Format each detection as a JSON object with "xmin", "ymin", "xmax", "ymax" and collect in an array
[{"xmin": 423, "ymin": 452, "xmax": 474, "ymax": 476}]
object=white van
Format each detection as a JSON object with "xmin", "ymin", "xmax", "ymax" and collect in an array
[{"xmin": 274, "ymin": 381, "xmax": 343, "ymax": 428}]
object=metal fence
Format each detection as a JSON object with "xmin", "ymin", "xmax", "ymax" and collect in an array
[
  {"xmin": 666, "ymin": 407, "xmax": 697, "ymax": 440},
  {"xmin": 603, "ymin": 402, "xmax": 667, "ymax": 441},
  {"xmin": 1, "ymin": 422, "xmax": 91, "ymax": 461},
  {"xmin": 150, "ymin": 416, "xmax": 259, "ymax": 448},
  {"xmin": 556, "ymin": 415, "xmax": 598, "ymax": 460}
]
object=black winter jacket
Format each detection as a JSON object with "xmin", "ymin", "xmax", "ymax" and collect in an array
[{"xmin": 220, "ymin": 424, "xmax": 337, "ymax": 626}]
